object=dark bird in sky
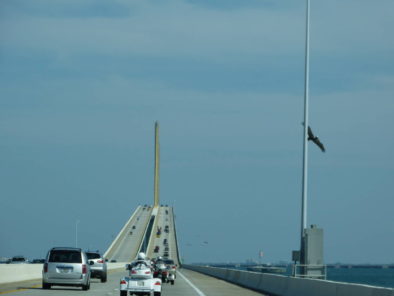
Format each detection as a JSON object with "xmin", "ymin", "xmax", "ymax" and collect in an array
[{"xmin": 308, "ymin": 126, "xmax": 325, "ymax": 152}]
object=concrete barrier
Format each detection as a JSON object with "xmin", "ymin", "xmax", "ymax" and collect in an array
[
  {"xmin": 182, "ymin": 265, "xmax": 394, "ymax": 296},
  {"xmin": 0, "ymin": 262, "xmax": 127, "ymax": 285},
  {"xmin": 0, "ymin": 264, "xmax": 43, "ymax": 284}
]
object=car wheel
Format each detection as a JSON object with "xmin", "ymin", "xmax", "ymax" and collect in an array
[
  {"xmin": 101, "ymin": 274, "xmax": 107, "ymax": 283},
  {"xmin": 42, "ymin": 282, "xmax": 51, "ymax": 289},
  {"xmin": 154, "ymin": 293, "xmax": 161, "ymax": 296},
  {"xmin": 82, "ymin": 282, "xmax": 90, "ymax": 291},
  {"xmin": 120, "ymin": 291, "xmax": 127, "ymax": 296},
  {"xmin": 171, "ymin": 280, "xmax": 174, "ymax": 285}
]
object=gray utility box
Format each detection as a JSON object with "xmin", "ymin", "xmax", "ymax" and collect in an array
[{"xmin": 303, "ymin": 225, "xmax": 324, "ymax": 278}]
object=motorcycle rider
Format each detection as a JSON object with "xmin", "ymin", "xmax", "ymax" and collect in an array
[{"xmin": 130, "ymin": 252, "xmax": 152, "ymax": 270}]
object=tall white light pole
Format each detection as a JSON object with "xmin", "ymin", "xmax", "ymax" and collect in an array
[
  {"xmin": 301, "ymin": 0, "xmax": 311, "ymax": 261},
  {"xmin": 154, "ymin": 121, "xmax": 160, "ymax": 207},
  {"xmin": 75, "ymin": 219, "xmax": 80, "ymax": 248}
]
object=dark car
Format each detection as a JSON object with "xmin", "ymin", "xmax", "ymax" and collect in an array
[{"xmin": 9, "ymin": 256, "xmax": 29, "ymax": 264}]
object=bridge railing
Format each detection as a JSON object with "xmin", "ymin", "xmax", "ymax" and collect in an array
[
  {"xmin": 171, "ymin": 207, "xmax": 181, "ymax": 266},
  {"xmin": 183, "ymin": 264, "xmax": 394, "ymax": 296}
]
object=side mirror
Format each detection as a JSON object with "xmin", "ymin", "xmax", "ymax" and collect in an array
[
  {"xmin": 125, "ymin": 264, "xmax": 131, "ymax": 270},
  {"xmin": 89, "ymin": 261, "xmax": 94, "ymax": 265}
]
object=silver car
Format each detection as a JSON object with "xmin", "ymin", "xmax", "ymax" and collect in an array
[
  {"xmin": 86, "ymin": 251, "xmax": 107, "ymax": 282},
  {"xmin": 42, "ymin": 247, "xmax": 91, "ymax": 290}
]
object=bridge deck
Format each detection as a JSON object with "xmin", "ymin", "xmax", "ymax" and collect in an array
[
  {"xmin": 108, "ymin": 206, "xmax": 153, "ymax": 262},
  {"xmin": 0, "ymin": 268, "xmax": 265, "ymax": 296}
]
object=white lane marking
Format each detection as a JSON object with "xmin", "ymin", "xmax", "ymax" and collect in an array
[{"xmin": 178, "ymin": 271, "xmax": 206, "ymax": 296}]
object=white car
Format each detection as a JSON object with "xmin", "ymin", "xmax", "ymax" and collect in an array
[{"xmin": 120, "ymin": 261, "xmax": 162, "ymax": 296}]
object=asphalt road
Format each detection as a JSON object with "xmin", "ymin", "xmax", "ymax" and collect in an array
[{"xmin": 0, "ymin": 268, "xmax": 265, "ymax": 296}]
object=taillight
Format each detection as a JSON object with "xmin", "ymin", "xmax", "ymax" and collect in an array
[
  {"xmin": 82, "ymin": 264, "xmax": 87, "ymax": 274},
  {"xmin": 154, "ymin": 281, "xmax": 161, "ymax": 286},
  {"xmin": 131, "ymin": 270, "xmax": 137, "ymax": 274},
  {"xmin": 145, "ymin": 271, "xmax": 151, "ymax": 274},
  {"xmin": 172, "ymin": 266, "xmax": 176, "ymax": 269},
  {"xmin": 120, "ymin": 280, "xmax": 127, "ymax": 285},
  {"xmin": 97, "ymin": 259, "xmax": 104, "ymax": 263},
  {"xmin": 43, "ymin": 263, "xmax": 48, "ymax": 273}
]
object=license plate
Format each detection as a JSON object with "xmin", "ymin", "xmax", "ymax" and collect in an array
[
  {"xmin": 60, "ymin": 268, "xmax": 71, "ymax": 273},
  {"xmin": 137, "ymin": 281, "xmax": 144, "ymax": 286}
]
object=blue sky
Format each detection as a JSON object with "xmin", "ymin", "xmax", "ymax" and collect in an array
[{"xmin": 0, "ymin": 0, "xmax": 393, "ymax": 264}]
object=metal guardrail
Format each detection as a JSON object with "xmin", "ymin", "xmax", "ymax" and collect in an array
[{"xmin": 292, "ymin": 264, "xmax": 327, "ymax": 279}]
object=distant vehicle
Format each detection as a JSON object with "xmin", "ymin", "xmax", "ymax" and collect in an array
[
  {"xmin": 164, "ymin": 247, "xmax": 169, "ymax": 252},
  {"xmin": 31, "ymin": 259, "xmax": 45, "ymax": 264},
  {"xmin": 9, "ymin": 256, "xmax": 28, "ymax": 264},
  {"xmin": 163, "ymin": 239, "xmax": 168, "ymax": 245},
  {"xmin": 111, "ymin": 259, "xmax": 117, "ymax": 263},
  {"xmin": 132, "ymin": 225, "xmax": 136, "ymax": 229},
  {"xmin": 42, "ymin": 247, "xmax": 91, "ymax": 290},
  {"xmin": 86, "ymin": 251, "xmax": 107, "ymax": 282},
  {"xmin": 153, "ymin": 258, "xmax": 168, "ymax": 283}
]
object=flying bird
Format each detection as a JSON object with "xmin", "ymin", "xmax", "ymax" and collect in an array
[{"xmin": 308, "ymin": 126, "xmax": 325, "ymax": 152}]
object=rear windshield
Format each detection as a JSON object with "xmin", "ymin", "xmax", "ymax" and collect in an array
[
  {"xmin": 86, "ymin": 253, "xmax": 101, "ymax": 259},
  {"xmin": 49, "ymin": 250, "xmax": 82, "ymax": 263},
  {"xmin": 164, "ymin": 259, "xmax": 174, "ymax": 264}
]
